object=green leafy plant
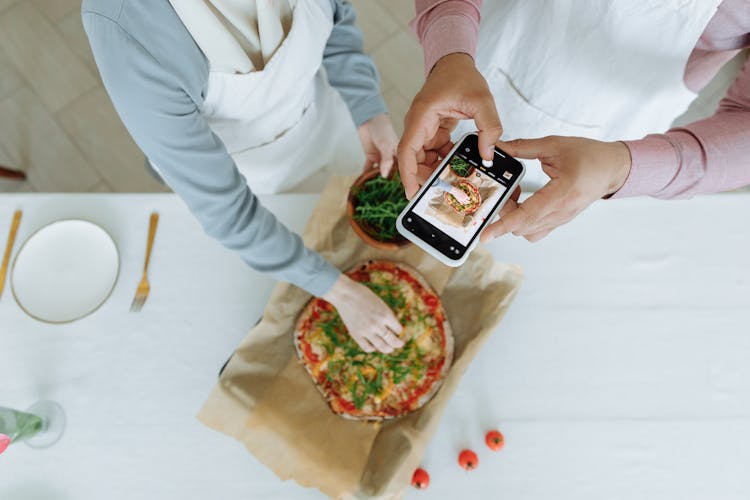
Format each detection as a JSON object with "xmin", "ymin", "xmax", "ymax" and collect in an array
[
  {"xmin": 450, "ymin": 157, "xmax": 473, "ymax": 177},
  {"xmin": 352, "ymin": 172, "xmax": 409, "ymax": 242}
]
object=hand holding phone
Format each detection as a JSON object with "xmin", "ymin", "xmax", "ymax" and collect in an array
[{"xmin": 396, "ymin": 132, "xmax": 525, "ymax": 267}]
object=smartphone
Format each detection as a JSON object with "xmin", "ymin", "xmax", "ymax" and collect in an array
[{"xmin": 396, "ymin": 132, "xmax": 525, "ymax": 267}]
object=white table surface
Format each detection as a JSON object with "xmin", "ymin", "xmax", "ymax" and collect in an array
[{"xmin": 2, "ymin": 193, "xmax": 750, "ymax": 500}]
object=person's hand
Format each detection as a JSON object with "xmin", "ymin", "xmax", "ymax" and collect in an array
[
  {"xmin": 397, "ymin": 53, "xmax": 503, "ymax": 199},
  {"xmin": 322, "ymin": 274, "xmax": 404, "ymax": 353},
  {"xmin": 357, "ymin": 113, "xmax": 398, "ymax": 177},
  {"xmin": 481, "ymin": 136, "xmax": 632, "ymax": 243}
]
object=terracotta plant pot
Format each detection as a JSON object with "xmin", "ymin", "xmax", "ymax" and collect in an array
[{"xmin": 347, "ymin": 168, "xmax": 411, "ymax": 251}]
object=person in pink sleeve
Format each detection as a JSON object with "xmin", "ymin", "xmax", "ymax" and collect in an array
[{"xmin": 398, "ymin": 0, "xmax": 750, "ymax": 242}]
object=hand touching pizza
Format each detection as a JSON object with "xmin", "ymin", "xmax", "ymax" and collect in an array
[{"xmin": 322, "ymin": 274, "xmax": 404, "ymax": 353}]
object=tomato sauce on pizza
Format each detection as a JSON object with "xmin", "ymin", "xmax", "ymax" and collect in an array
[{"xmin": 295, "ymin": 261, "xmax": 454, "ymax": 421}]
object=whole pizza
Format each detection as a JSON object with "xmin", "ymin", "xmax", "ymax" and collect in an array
[
  {"xmin": 444, "ymin": 180, "xmax": 481, "ymax": 215},
  {"xmin": 295, "ymin": 260, "xmax": 454, "ymax": 421}
]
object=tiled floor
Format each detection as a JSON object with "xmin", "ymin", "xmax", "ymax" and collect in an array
[
  {"xmin": 0, "ymin": 0, "xmax": 746, "ymax": 193},
  {"xmin": 0, "ymin": 0, "xmax": 167, "ymax": 193}
]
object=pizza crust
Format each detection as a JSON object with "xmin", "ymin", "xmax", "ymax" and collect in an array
[{"xmin": 294, "ymin": 260, "xmax": 454, "ymax": 422}]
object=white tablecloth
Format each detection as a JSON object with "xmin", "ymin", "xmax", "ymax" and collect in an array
[{"xmin": 2, "ymin": 193, "xmax": 749, "ymax": 500}]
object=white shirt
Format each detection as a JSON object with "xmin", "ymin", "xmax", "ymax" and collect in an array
[{"xmin": 169, "ymin": 0, "xmax": 294, "ymax": 73}]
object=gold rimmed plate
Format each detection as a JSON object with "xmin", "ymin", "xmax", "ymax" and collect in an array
[{"xmin": 11, "ymin": 219, "xmax": 119, "ymax": 324}]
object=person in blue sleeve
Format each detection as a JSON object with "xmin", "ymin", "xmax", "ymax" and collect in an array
[{"xmin": 82, "ymin": 0, "xmax": 404, "ymax": 353}]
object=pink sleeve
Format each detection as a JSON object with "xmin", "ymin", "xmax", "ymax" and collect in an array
[
  {"xmin": 614, "ymin": 55, "xmax": 750, "ymax": 199},
  {"xmin": 412, "ymin": 0, "xmax": 482, "ymax": 74}
]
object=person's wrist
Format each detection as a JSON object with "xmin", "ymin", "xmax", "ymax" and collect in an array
[
  {"xmin": 321, "ymin": 274, "xmax": 353, "ymax": 305},
  {"xmin": 356, "ymin": 119, "xmax": 369, "ymax": 135},
  {"xmin": 430, "ymin": 52, "xmax": 474, "ymax": 75},
  {"xmin": 606, "ymin": 141, "xmax": 632, "ymax": 195},
  {"xmin": 358, "ymin": 113, "xmax": 391, "ymax": 138}
]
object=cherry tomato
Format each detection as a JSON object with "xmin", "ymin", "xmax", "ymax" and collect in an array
[
  {"xmin": 411, "ymin": 468, "xmax": 430, "ymax": 489},
  {"xmin": 485, "ymin": 430, "xmax": 505, "ymax": 451},
  {"xmin": 0, "ymin": 434, "xmax": 10, "ymax": 455},
  {"xmin": 458, "ymin": 449, "xmax": 478, "ymax": 470}
]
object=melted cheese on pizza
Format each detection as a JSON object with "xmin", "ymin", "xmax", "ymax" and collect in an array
[{"xmin": 296, "ymin": 263, "xmax": 448, "ymax": 419}]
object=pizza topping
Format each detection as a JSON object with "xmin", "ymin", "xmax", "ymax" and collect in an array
[
  {"xmin": 299, "ymin": 336, "xmax": 319, "ymax": 364},
  {"xmin": 314, "ymin": 306, "xmax": 431, "ymax": 410},
  {"xmin": 296, "ymin": 262, "xmax": 451, "ymax": 420}
]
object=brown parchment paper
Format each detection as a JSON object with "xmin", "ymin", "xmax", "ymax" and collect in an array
[{"xmin": 198, "ymin": 176, "xmax": 523, "ymax": 499}]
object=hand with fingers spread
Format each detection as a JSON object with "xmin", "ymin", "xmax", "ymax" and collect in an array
[
  {"xmin": 397, "ymin": 53, "xmax": 503, "ymax": 199},
  {"xmin": 322, "ymin": 274, "xmax": 405, "ymax": 354},
  {"xmin": 358, "ymin": 113, "xmax": 399, "ymax": 177},
  {"xmin": 482, "ymin": 136, "xmax": 632, "ymax": 243}
]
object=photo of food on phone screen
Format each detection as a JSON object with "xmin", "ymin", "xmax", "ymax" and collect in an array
[{"xmin": 411, "ymin": 155, "xmax": 509, "ymax": 246}]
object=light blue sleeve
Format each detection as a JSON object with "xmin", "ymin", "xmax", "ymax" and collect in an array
[
  {"xmin": 324, "ymin": 0, "xmax": 389, "ymax": 127},
  {"xmin": 82, "ymin": 12, "xmax": 341, "ymax": 297}
]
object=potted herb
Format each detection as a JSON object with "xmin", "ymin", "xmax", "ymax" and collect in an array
[
  {"xmin": 347, "ymin": 169, "xmax": 410, "ymax": 250},
  {"xmin": 449, "ymin": 157, "xmax": 474, "ymax": 178}
]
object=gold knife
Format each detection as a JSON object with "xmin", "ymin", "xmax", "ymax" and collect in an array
[{"xmin": 0, "ymin": 210, "xmax": 22, "ymax": 299}]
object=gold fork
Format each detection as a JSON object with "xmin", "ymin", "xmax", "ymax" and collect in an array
[
  {"xmin": 130, "ymin": 212, "xmax": 159, "ymax": 312},
  {"xmin": 0, "ymin": 210, "xmax": 22, "ymax": 300}
]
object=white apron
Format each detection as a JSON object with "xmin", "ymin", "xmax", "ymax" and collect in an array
[
  {"xmin": 456, "ymin": 0, "xmax": 721, "ymax": 188},
  {"xmin": 199, "ymin": 0, "xmax": 362, "ymax": 194}
]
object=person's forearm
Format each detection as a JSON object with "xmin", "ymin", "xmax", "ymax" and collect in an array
[
  {"xmin": 412, "ymin": 0, "xmax": 481, "ymax": 74},
  {"xmin": 323, "ymin": 0, "xmax": 387, "ymax": 126},
  {"xmin": 614, "ymin": 56, "xmax": 750, "ymax": 199},
  {"xmin": 83, "ymin": 10, "xmax": 342, "ymax": 298}
]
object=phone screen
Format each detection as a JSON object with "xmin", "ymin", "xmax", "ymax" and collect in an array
[{"xmin": 400, "ymin": 134, "xmax": 524, "ymax": 260}]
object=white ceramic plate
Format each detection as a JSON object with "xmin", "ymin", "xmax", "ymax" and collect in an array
[{"xmin": 11, "ymin": 220, "xmax": 119, "ymax": 323}]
